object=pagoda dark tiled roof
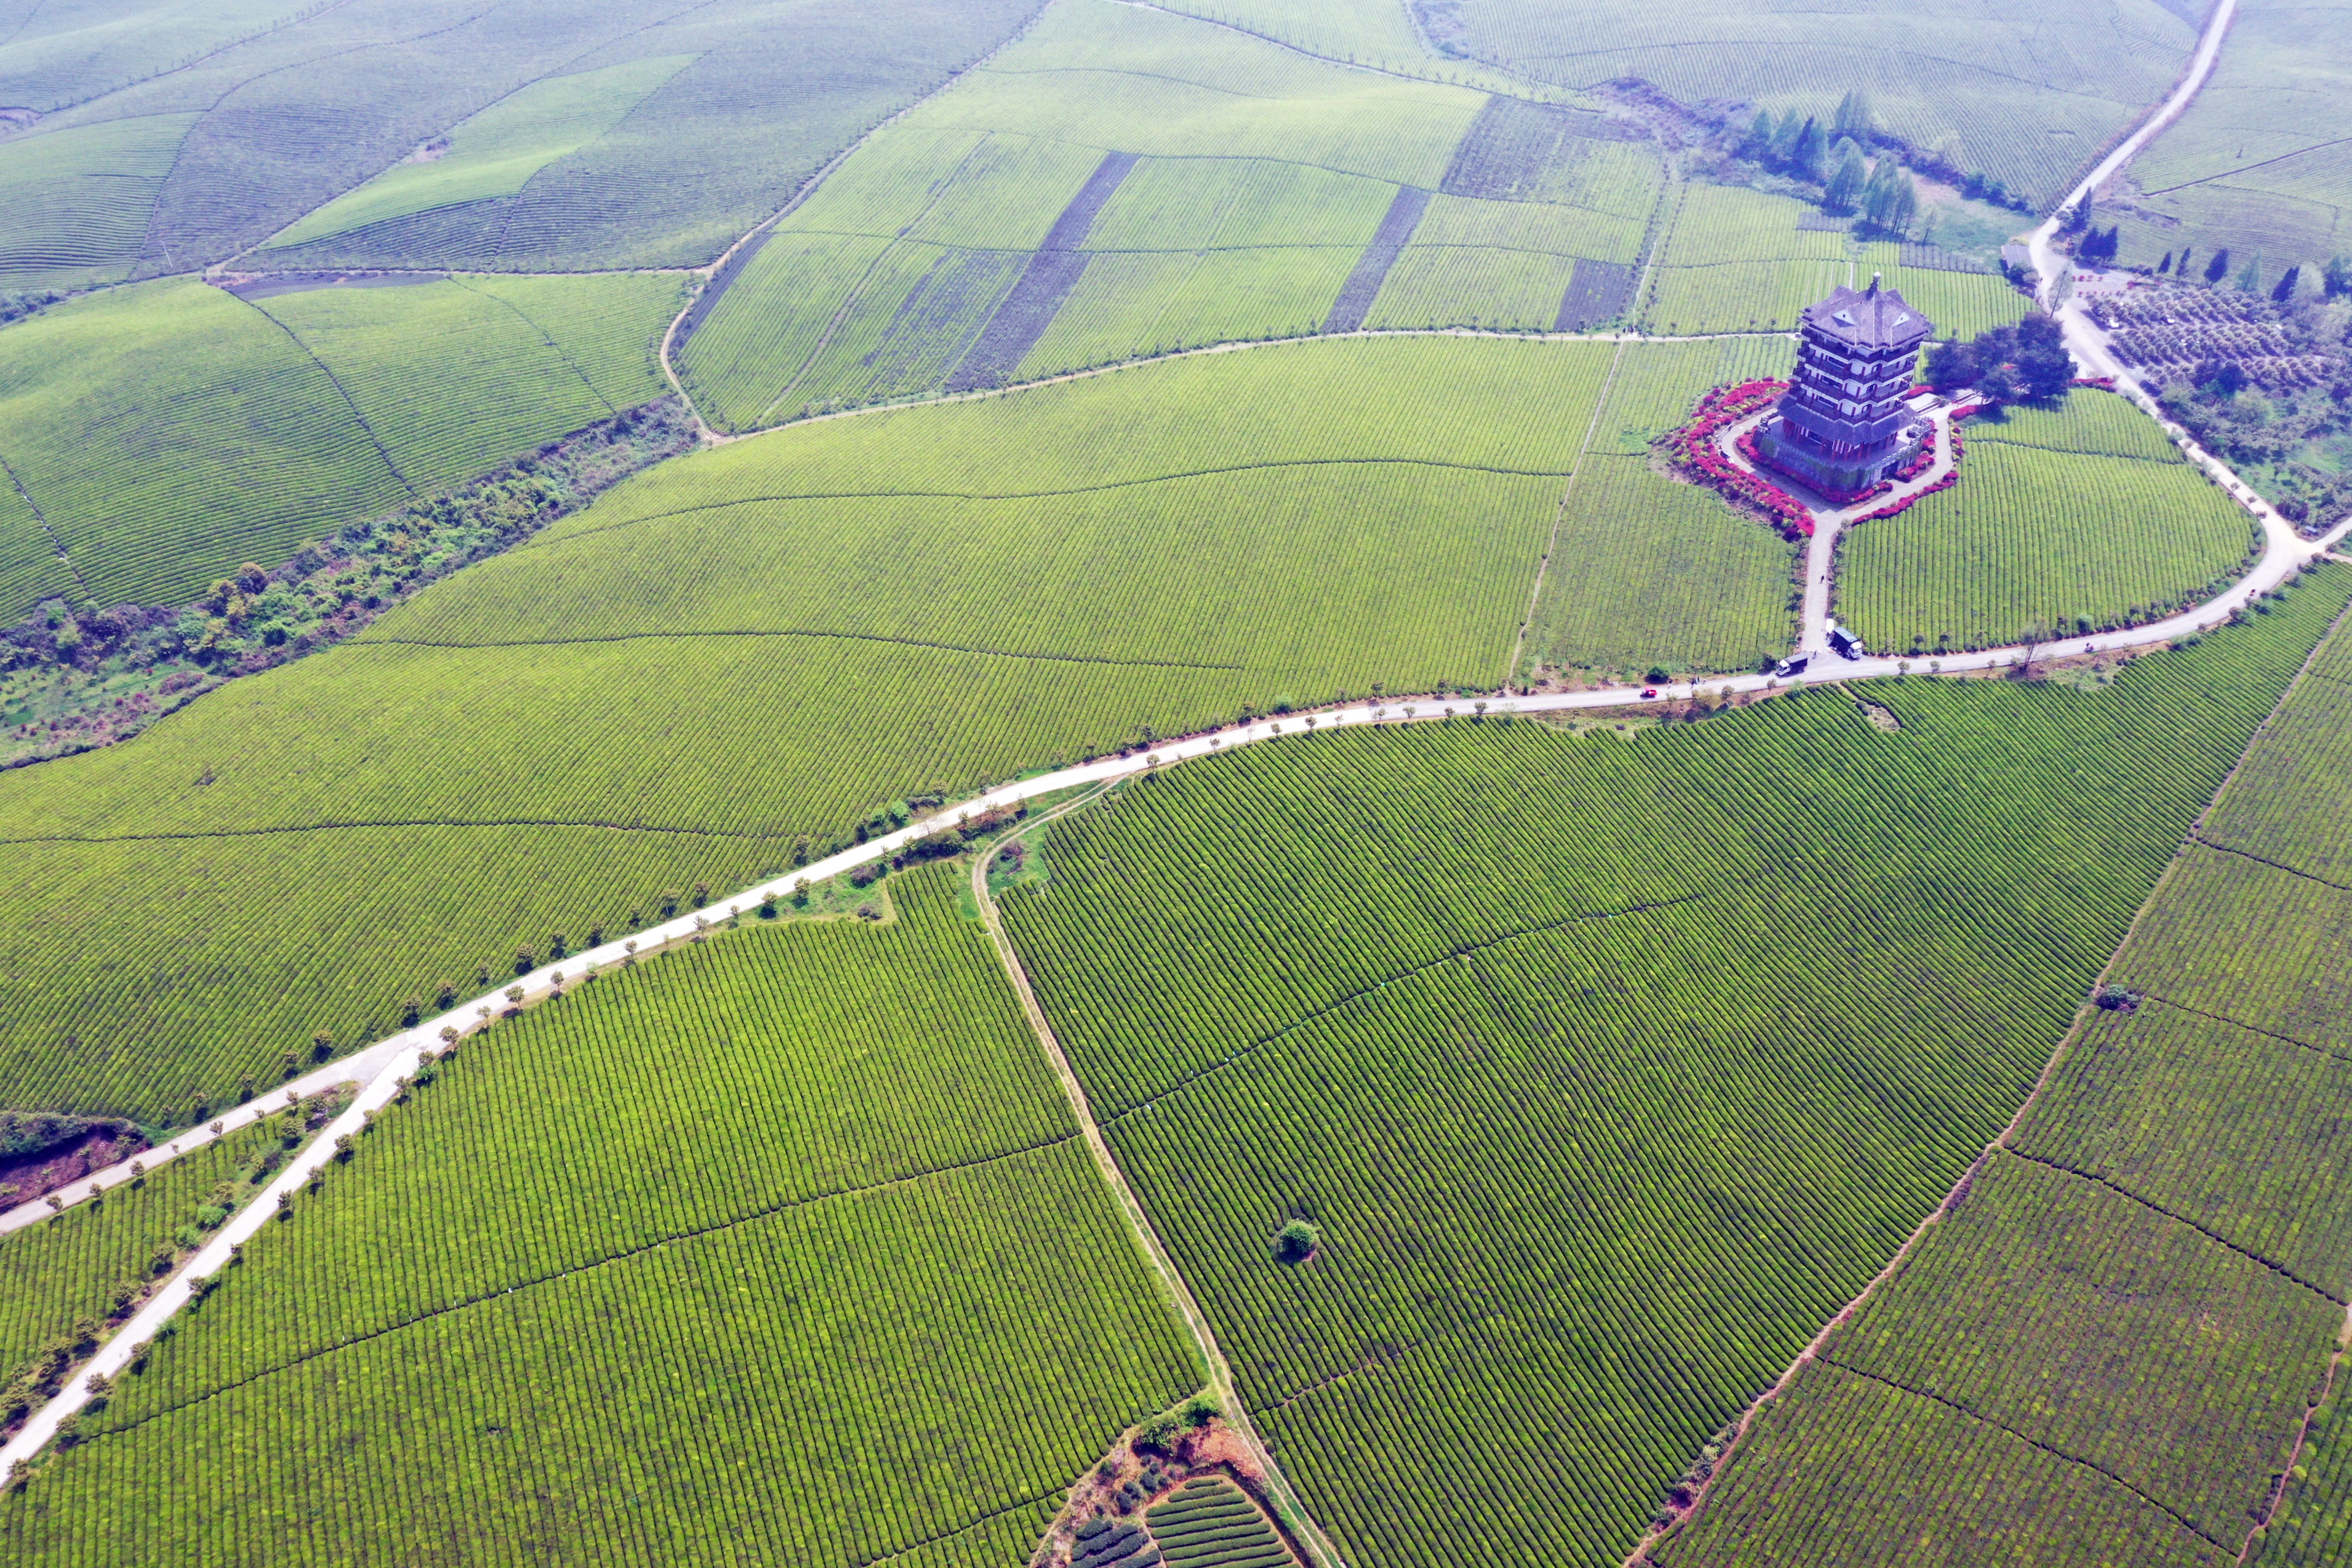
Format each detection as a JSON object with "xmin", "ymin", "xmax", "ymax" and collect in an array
[{"xmin": 1801, "ymin": 278, "xmax": 1933, "ymax": 351}]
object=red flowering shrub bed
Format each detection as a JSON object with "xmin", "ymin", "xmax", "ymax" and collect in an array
[{"xmin": 1668, "ymin": 381, "xmax": 1813, "ymax": 539}]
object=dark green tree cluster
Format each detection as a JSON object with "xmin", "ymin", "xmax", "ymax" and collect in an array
[
  {"xmin": 1922, "ymin": 313, "xmax": 2075, "ymax": 402},
  {"xmin": 1746, "ymin": 99, "xmax": 1917, "ymax": 235}
]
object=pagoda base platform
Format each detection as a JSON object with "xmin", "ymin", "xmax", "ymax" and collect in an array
[{"xmin": 1754, "ymin": 417, "xmax": 1921, "ymax": 502}]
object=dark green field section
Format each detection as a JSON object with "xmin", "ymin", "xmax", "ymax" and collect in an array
[
  {"xmin": 1149, "ymin": 1475, "xmax": 1296, "ymax": 1568},
  {"xmin": 676, "ymin": 0, "xmax": 1663, "ymax": 429},
  {"xmin": 1656, "ymin": 567, "xmax": 2352, "ymax": 1567},
  {"xmin": 1839, "ymin": 390, "xmax": 2259, "ymax": 657},
  {"xmin": 1442, "ymin": 0, "xmax": 2202, "ymax": 210},
  {"xmin": 0, "ymin": 867, "xmax": 1197, "ymax": 1565},
  {"xmin": 0, "ymin": 0, "xmax": 1042, "ymax": 275},
  {"xmin": 992, "ymin": 574, "xmax": 2349, "ymax": 1568},
  {"xmin": 0, "ymin": 272, "xmax": 678, "ymax": 617},
  {"xmin": 0, "ymin": 335, "xmax": 1609, "ymax": 1122}
]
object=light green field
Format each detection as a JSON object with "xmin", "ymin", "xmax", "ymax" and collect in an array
[
  {"xmin": 1663, "ymin": 577, "xmax": 2352, "ymax": 1568},
  {"xmin": 8, "ymin": 0, "xmax": 1043, "ymax": 275},
  {"xmin": 1449, "ymin": 0, "xmax": 2201, "ymax": 209},
  {"xmin": 997, "ymin": 582, "xmax": 2348, "ymax": 1568},
  {"xmin": 0, "ymin": 114, "xmax": 196, "ymax": 291},
  {"xmin": 1522, "ymin": 336, "xmax": 1801, "ymax": 677},
  {"xmin": 0, "ymin": 334, "xmax": 1613, "ymax": 1121},
  {"xmin": 2108, "ymin": 0, "xmax": 2352, "ymax": 284},
  {"xmin": 679, "ymin": 0, "xmax": 1491, "ymax": 427},
  {"xmin": 1641, "ymin": 183, "xmax": 2026, "ymax": 335},
  {"xmin": 1145, "ymin": 0, "xmax": 1434, "ymax": 72},
  {"xmin": 1, "ymin": 865, "xmax": 1198, "ymax": 1568},
  {"xmin": 266, "ymin": 55, "xmax": 694, "ymax": 249},
  {"xmin": 1839, "ymin": 391, "xmax": 2257, "ymax": 654},
  {"xmin": 0, "ymin": 273, "xmax": 679, "ymax": 617}
]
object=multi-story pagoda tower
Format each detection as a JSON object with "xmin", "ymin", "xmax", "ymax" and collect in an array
[{"xmin": 1756, "ymin": 274, "xmax": 1934, "ymax": 497}]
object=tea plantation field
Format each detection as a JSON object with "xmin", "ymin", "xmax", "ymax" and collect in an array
[
  {"xmin": 1639, "ymin": 183, "xmax": 2026, "ymax": 337},
  {"xmin": 0, "ymin": 114, "xmax": 198, "ymax": 294},
  {"xmin": 2100, "ymin": 0, "xmax": 2351, "ymax": 282},
  {"xmin": 0, "ymin": 273, "xmax": 679, "ymax": 617},
  {"xmin": 993, "ymin": 575, "xmax": 2350, "ymax": 1568},
  {"xmin": 0, "ymin": 865, "xmax": 1199, "ymax": 1565},
  {"xmin": 1838, "ymin": 390, "xmax": 2257, "ymax": 656},
  {"xmin": 1656, "ymin": 567, "xmax": 2352, "ymax": 1567},
  {"xmin": 1519, "ymin": 334, "xmax": 1801, "ymax": 678},
  {"xmin": 676, "ymin": 0, "xmax": 1665, "ymax": 429},
  {"xmin": 0, "ymin": 0, "xmax": 1041, "ymax": 275},
  {"xmin": 1443, "ymin": 0, "xmax": 2201, "ymax": 210},
  {"xmin": 0, "ymin": 334, "xmax": 1615, "ymax": 1122}
]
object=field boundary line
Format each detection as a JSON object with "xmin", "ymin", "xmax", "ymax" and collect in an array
[
  {"xmin": 2000, "ymin": 1145, "xmax": 2347, "ymax": 1305},
  {"xmin": 2141, "ymin": 994, "xmax": 2352, "ymax": 1066},
  {"xmin": 447, "ymin": 275, "xmax": 619, "ymax": 414},
  {"xmin": 1632, "ymin": 579, "xmax": 2352, "ymax": 1568},
  {"xmin": 357, "ymin": 625, "xmax": 1246, "ymax": 669},
  {"xmin": 73, "ymin": 1126, "xmax": 1084, "ymax": 1445},
  {"xmin": 0, "ymin": 447, "xmax": 91, "ymax": 601},
  {"xmin": 970, "ymin": 793, "xmax": 1355, "ymax": 1568},
  {"xmin": 2186, "ymin": 833, "xmax": 2352, "ymax": 893},
  {"xmin": 1511, "ymin": 337, "xmax": 1626, "ymax": 678},
  {"xmin": 656, "ymin": 1, "xmax": 1060, "ymax": 436},
  {"xmin": 234, "ymin": 294, "xmax": 416, "ymax": 493},
  {"xmin": 1811, "ymin": 1355, "xmax": 2233, "ymax": 1551},
  {"xmin": 539, "ymin": 454, "xmax": 1577, "ymax": 548},
  {"xmin": 1105, "ymin": 880, "xmax": 1729, "ymax": 1123}
]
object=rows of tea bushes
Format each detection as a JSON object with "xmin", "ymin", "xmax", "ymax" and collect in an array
[
  {"xmin": 1149, "ymin": 1476, "xmax": 1295, "ymax": 1568},
  {"xmin": 995, "ymin": 571, "xmax": 2351, "ymax": 1568},
  {"xmin": 1839, "ymin": 392, "xmax": 2257, "ymax": 656},
  {"xmin": 0, "ymin": 272, "xmax": 679, "ymax": 619},
  {"xmin": 0, "ymin": 866, "xmax": 1197, "ymax": 1565},
  {"xmin": 1519, "ymin": 336, "xmax": 1798, "ymax": 677},
  {"xmin": 1657, "ymin": 566, "xmax": 2352, "ymax": 1565},
  {"xmin": 0, "ymin": 115, "xmax": 196, "ymax": 293},
  {"xmin": 0, "ymin": 335, "xmax": 1610, "ymax": 1121}
]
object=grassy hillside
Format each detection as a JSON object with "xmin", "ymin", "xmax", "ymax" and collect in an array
[
  {"xmin": 1838, "ymin": 390, "xmax": 2257, "ymax": 655},
  {"xmin": 5, "ymin": 0, "xmax": 1044, "ymax": 276},
  {"xmin": 2105, "ymin": 0, "xmax": 2352, "ymax": 288},
  {"xmin": 1657, "ymin": 567, "xmax": 2352, "ymax": 1567},
  {"xmin": 992, "ymin": 574, "xmax": 2350, "ymax": 1568},
  {"xmin": 0, "ymin": 865, "xmax": 1198, "ymax": 1566},
  {"xmin": 676, "ymin": 0, "xmax": 1664, "ymax": 429},
  {"xmin": 0, "ymin": 334, "xmax": 1611, "ymax": 1122},
  {"xmin": 1446, "ymin": 0, "xmax": 2203, "ymax": 210},
  {"xmin": 0, "ymin": 273, "xmax": 679, "ymax": 618}
]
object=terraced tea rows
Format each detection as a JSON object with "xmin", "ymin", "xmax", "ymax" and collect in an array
[
  {"xmin": 4, "ymin": 0, "xmax": 1041, "ymax": 275},
  {"xmin": 1838, "ymin": 391, "xmax": 2257, "ymax": 655},
  {"xmin": 0, "ymin": 273, "xmax": 678, "ymax": 617},
  {"xmin": 0, "ymin": 116, "xmax": 197, "ymax": 293},
  {"xmin": 1656, "ymin": 567, "xmax": 2352, "ymax": 1566},
  {"xmin": 1640, "ymin": 183, "xmax": 2024, "ymax": 336},
  {"xmin": 995, "ymin": 574, "xmax": 2349, "ymax": 1568},
  {"xmin": 0, "ymin": 866, "xmax": 1197, "ymax": 1566},
  {"xmin": 0, "ymin": 334, "xmax": 1610, "ymax": 1121},
  {"xmin": 677, "ymin": 0, "xmax": 1669, "ymax": 429},
  {"xmin": 1150, "ymin": 1476, "xmax": 1295, "ymax": 1568},
  {"xmin": 1520, "ymin": 336, "xmax": 1801, "ymax": 677}
]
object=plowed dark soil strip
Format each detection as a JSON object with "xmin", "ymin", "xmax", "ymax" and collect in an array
[
  {"xmin": 1321, "ymin": 185, "xmax": 1430, "ymax": 333},
  {"xmin": 946, "ymin": 151, "xmax": 1137, "ymax": 392}
]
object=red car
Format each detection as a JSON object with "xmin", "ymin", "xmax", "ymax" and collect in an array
[{"xmin": 1641, "ymin": 688, "xmax": 1659, "ymax": 699}]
